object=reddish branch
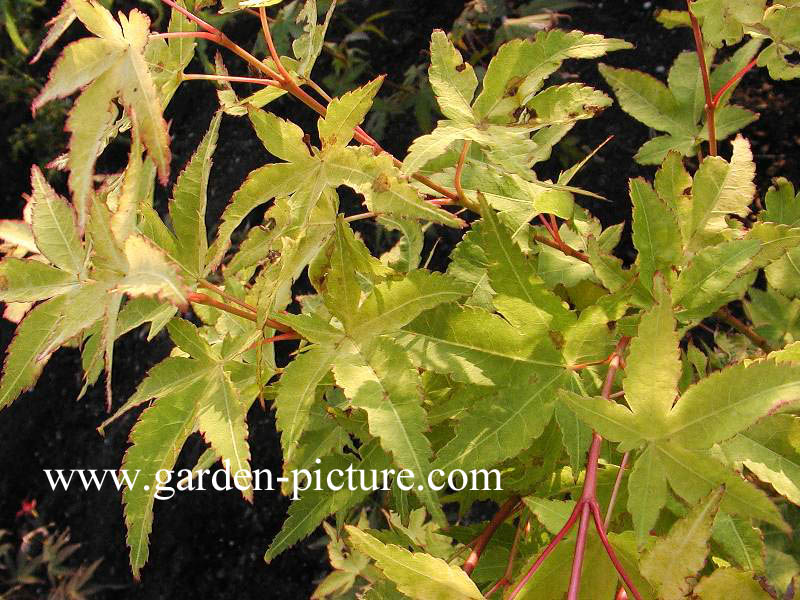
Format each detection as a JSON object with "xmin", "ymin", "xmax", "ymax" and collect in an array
[
  {"xmin": 182, "ymin": 73, "xmax": 282, "ymax": 86},
  {"xmin": 248, "ymin": 332, "xmax": 301, "ymax": 351},
  {"xmin": 686, "ymin": 0, "xmax": 717, "ymax": 156},
  {"xmin": 686, "ymin": 1, "xmax": 760, "ymax": 157},
  {"xmin": 485, "ymin": 516, "xmax": 528, "ymax": 597},
  {"xmin": 157, "ymin": 0, "xmax": 465, "ymax": 210},
  {"xmin": 533, "ymin": 234, "xmax": 590, "ymax": 263},
  {"xmin": 462, "ymin": 496, "xmax": 520, "ymax": 576},
  {"xmin": 188, "ymin": 292, "xmax": 257, "ymax": 322},
  {"xmin": 190, "ymin": 285, "xmax": 297, "ymax": 336},
  {"xmin": 508, "ymin": 338, "xmax": 643, "ymax": 600},
  {"xmin": 712, "ymin": 58, "xmax": 758, "ymax": 106}
]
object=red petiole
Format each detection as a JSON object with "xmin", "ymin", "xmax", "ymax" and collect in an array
[{"xmin": 712, "ymin": 58, "xmax": 758, "ymax": 107}]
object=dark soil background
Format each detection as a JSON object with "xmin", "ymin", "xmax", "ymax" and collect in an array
[{"xmin": 1, "ymin": 0, "xmax": 799, "ymax": 598}]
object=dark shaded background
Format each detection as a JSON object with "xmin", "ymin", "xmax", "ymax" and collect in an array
[{"xmin": 1, "ymin": 0, "xmax": 799, "ymax": 597}]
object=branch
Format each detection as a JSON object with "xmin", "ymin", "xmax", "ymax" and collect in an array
[
  {"xmin": 247, "ymin": 332, "xmax": 301, "ymax": 351},
  {"xmin": 463, "ymin": 496, "xmax": 520, "ymax": 576},
  {"xmin": 150, "ymin": 31, "xmax": 218, "ymax": 41},
  {"xmin": 712, "ymin": 57, "xmax": 758, "ymax": 106},
  {"xmin": 455, "ymin": 141, "xmax": 472, "ymax": 209},
  {"xmin": 259, "ymin": 7, "xmax": 293, "ymax": 83},
  {"xmin": 160, "ymin": 0, "xmax": 218, "ymax": 34},
  {"xmin": 591, "ymin": 503, "xmax": 643, "ymax": 599},
  {"xmin": 198, "ymin": 280, "xmax": 256, "ymax": 314},
  {"xmin": 485, "ymin": 517, "xmax": 527, "ymax": 597},
  {"xmin": 604, "ymin": 451, "xmax": 630, "ymax": 529},
  {"xmin": 714, "ymin": 307, "xmax": 772, "ymax": 353},
  {"xmin": 188, "ymin": 292, "xmax": 257, "ymax": 322},
  {"xmin": 508, "ymin": 339, "xmax": 643, "ymax": 600},
  {"xmin": 686, "ymin": 0, "xmax": 716, "ymax": 156},
  {"xmin": 197, "ymin": 281, "xmax": 297, "ymax": 335},
  {"xmin": 507, "ymin": 504, "xmax": 582, "ymax": 599},
  {"xmin": 533, "ymin": 235, "xmax": 590, "ymax": 263},
  {"xmin": 156, "ymin": 0, "xmax": 463, "ymax": 207},
  {"xmin": 182, "ymin": 73, "xmax": 282, "ymax": 87}
]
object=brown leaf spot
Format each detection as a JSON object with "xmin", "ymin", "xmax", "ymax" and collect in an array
[
  {"xmin": 372, "ymin": 173, "xmax": 391, "ymax": 193},
  {"xmin": 548, "ymin": 331, "xmax": 565, "ymax": 350}
]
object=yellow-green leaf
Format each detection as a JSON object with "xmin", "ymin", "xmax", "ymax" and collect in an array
[{"xmin": 345, "ymin": 526, "xmax": 484, "ymax": 600}]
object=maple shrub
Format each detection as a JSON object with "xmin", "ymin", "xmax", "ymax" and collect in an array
[{"xmin": 3, "ymin": 0, "xmax": 800, "ymax": 598}]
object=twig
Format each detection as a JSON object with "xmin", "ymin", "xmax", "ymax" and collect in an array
[
  {"xmin": 485, "ymin": 517, "xmax": 527, "ymax": 597},
  {"xmin": 160, "ymin": 0, "xmax": 217, "ymax": 34},
  {"xmin": 538, "ymin": 214, "xmax": 558, "ymax": 240},
  {"xmin": 259, "ymin": 7, "xmax": 293, "ymax": 83},
  {"xmin": 533, "ymin": 235, "xmax": 590, "ymax": 263},
  {"xmin": 569, "ymin": 348, "xmax": 619, "ymax": 372},
  {"xmin": 712, "ymin": 58, "xmax": 758, "ymax": 106},
  {"xmin": 455, "ymin": 141, "xmax": 472, "ymax": 208},
  {"xmin": 550, "ymin": 214, "xmax": 564, "ymax": 245},
  {"xmin": 197, "ymin": 281, "xmax": 298, "ymax": 335},
  {"xmin": 304, "ymin": 77, "xmax": 334, "ymax": 102},
  {"xmin": 156, "ymin": 0, "xmax": 464, "ymax": 207},
  {"xmin": 604, "ymin": 452, "xmax": 630, "ymax": 529},
  {"xmin": 344, "ymin": 211, "xmax": 379, "ymax": 223},
  {"xmin": 188, "ymin": 292, "xmax": 257, "ymax": 322},
  {"xmin": 198, "ymin": 280, "xmax": 256, "ymax": 313},
  {"xmin": 247, "ymin": 332, "xmax": 301, "ymax": 351},
  {"xmin": 150, "ymin": 31, "xmax": 218, "ymax": 41},
  {"xmin": 507, "ymin": 505, "xmax": 581, "ymax": 599},
  {"xmin": 463, "ymin": 496, "xmax": 520, "ymax": 576},
  {"xmin": 714, "ymin": 307, "xmax": 772, "ymax": 353},
  {"xmin": 182, "ymin": 73, "xmax": 282, "ymax": 87},
  {"xmin": 591, "ymin": 503, "xmax": 643, "ymax": 598},
  {"xmin": 687, "ymin": 0, "xmax": 716, "ymax": 156}
]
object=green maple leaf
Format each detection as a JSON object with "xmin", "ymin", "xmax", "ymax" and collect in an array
[
  {"xmin": 690, "ymin": 0, "xmax": 765, "ymax": 48},
  {"xmin": 272, "ymin": 258, "xmax": 468, "ymax": 523},
  {"xmin": 333, "ymin": 337, "xmax": 445, "ymax": 524},
  {"xmin": 630, "ymin": 177, "xmax": 681, "ymax": 294},
  {"xmin": 757, "ymin": 6, "xmax": 800, "ymax": 80},
  {"xmin": 122, "ymin": 377, "xmax": 203, "ymax": 579},
  {"xmin": 599, "ymin": 40, "xmax": 761, "ymax": 164},
  {"xmin": 640, "ymin": 487, "xmax": 724, "ymax": 600},
  {"xmin": 560, "ymin": 284, "xmax": 795, "ymax": 534},
  {"xmin": 0, "ymin": 164, "xmax": 187, "ymax": 411},
  {"xmin": 168, "ymin": 112, "xmax": 222, "ymax": 279},
  {"xmin": 346, "ymin": 526, "xmax": 485, "ymax": 600},
  {"xmin": 762, "ymin": 178, "xmax": 800, "ymax": 227},
  {"xmin": 106, "ymin": 316, "xmax": 267, "ymax": 574},
  {"xmin": 403, "ymin": 29, "xmax": 627, "ymax": 204},
  {"xmin": 33, "ymin": 0, "xmax": 172, "ymax": 230},
  {"xmin": 688, "ymin": 135, "xmax": 756, "ymax": 240},
  {"xmin": 720, "ymin": 414, "xmax": 800, "ymax": 505},
  {"xmin": 693, "ymin": 567, "xmax": 774, "ymax": 599},
  {"xmin": 264, "ymin": 440, "xmax": 391, "ymax": 563},
  {"xmin": 398, "ymin": 207, "xmax": 570, "ymax": 473},
  {"xmin": 207, "ymin": 79, "xmax": 460, "ymax": 272}
]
